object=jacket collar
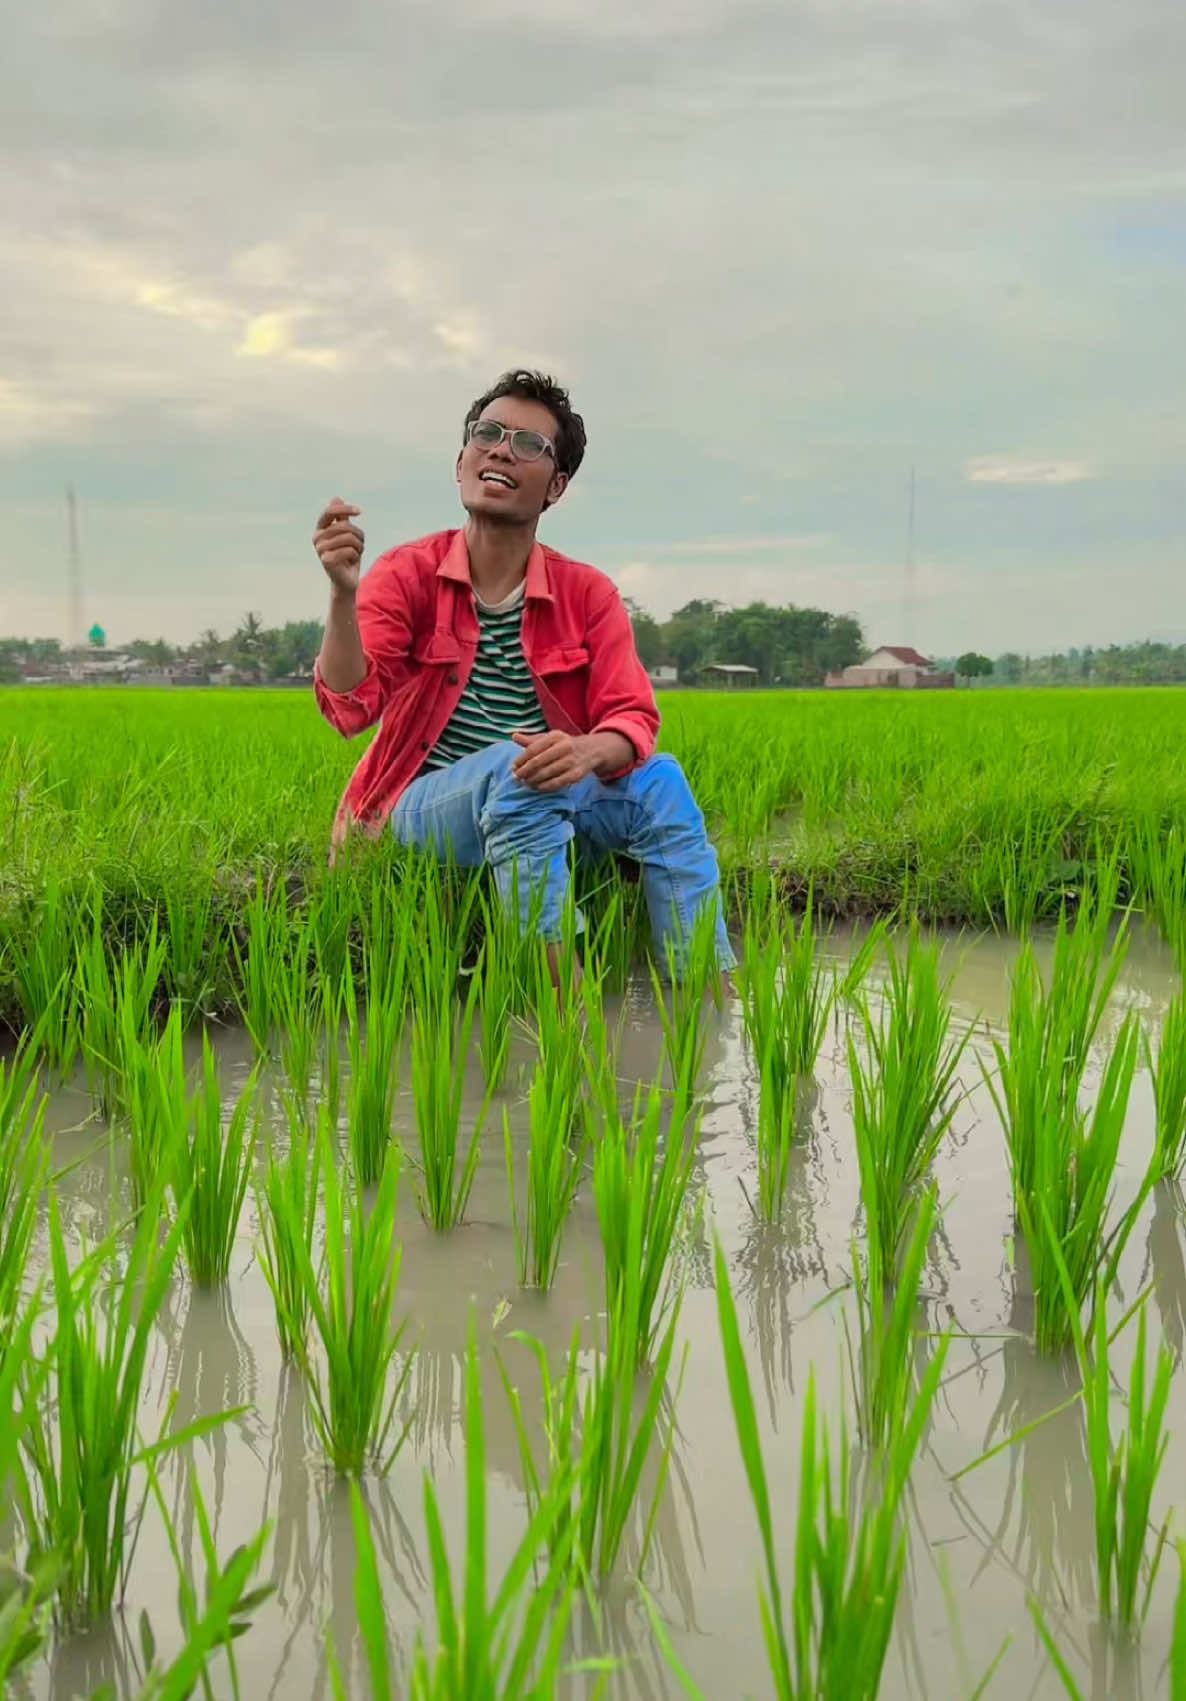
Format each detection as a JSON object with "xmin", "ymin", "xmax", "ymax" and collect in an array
[{"xmin": 436, "ymin": 530, "xmax": 554, "ymax": 601}]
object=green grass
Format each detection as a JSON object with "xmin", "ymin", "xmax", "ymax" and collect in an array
[
  {"xmin": 256, "ymin": 1094, "xmax": 323, "ymax": 1361},
  {"xmin": 593, "ymin": 1075, "xmax": 700, "ymax": 1369},
  {"xmin": 505, "ymin": 1056, "xmax": 590, "ymax": 1291},
  {"xmin": 330, "ymin": 1325, "xmax": 603, "ymax": 1701},
  {"xmin": 17, "ymin": 1188, "xmax": 235, "ymax": 1629},
  {"xmin": 1146, "ymin": 985, "xmax": 1186, "ymax": 1183},
  {"xmin": 164, "ymin": 1027, "xmax": 260, "ymax": 1288},
  {"xmin": 274, "ymin": 1114, "xmax": 414, "ymax": 1475},
  {"xmin": 849, "ymin": 930, "xmax": 967, "ymax": 1288}
]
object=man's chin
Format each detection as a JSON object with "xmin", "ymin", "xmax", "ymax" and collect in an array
[{"xmin": 462, "ymin": 494, "xmax": 536, "ymax": 527}]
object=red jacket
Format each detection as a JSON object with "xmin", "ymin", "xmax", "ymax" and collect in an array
[{"xmin": 314, "ymin": 528, "xmax": 660, "ymax": 854}]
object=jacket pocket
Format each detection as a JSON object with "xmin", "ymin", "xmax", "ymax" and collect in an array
[{"xmin": 533, "ymin": 644, "xmax": 590, "ymax": 676}]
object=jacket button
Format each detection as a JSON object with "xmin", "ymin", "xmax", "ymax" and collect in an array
[
  {"xmin": 447, "ymin": 672, "xmax": 458, "ymax": 685},
  {"xmin": 420, "ymin": 739, "xmax": 429, "ymax": 750}
]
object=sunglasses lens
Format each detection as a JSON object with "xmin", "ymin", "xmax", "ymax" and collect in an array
[
  {"xmin": 510, "ymin": 430, "xmax": 549, "ymax": 461},
  {"xmin": 469, "ymin": 421, "xmax": 504, "ymax": 448}
]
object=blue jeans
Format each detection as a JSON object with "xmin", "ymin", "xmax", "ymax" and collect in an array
[{"xmin": 390, "ymin": 741, "xmax": 735, "ymax": 976}]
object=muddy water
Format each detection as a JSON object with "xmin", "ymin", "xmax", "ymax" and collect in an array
[{"xmin": 19, "ymin": 923, "xmax": 1186, "ymax": 1701}]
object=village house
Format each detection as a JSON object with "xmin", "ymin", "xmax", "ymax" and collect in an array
[
  {"xmin": 647, "ymin": 664, "xmax": 679, "ymax": 688},
  {"xmin": 825, "ymin": 645, "xmax": 954, "ymax": 690},
  {"xmin": 701, "ymin": 662, "xmax": 760, "ymax": 690}
]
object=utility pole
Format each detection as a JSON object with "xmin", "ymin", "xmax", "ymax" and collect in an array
[
  {"xmin": 66, "ymin": 484, "xmax": 83, "ymax": 656},
  {"xmin": 902, "ymin": 464, "xmax": 916, "ymax": 648}
]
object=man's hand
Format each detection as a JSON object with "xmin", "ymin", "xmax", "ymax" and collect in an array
[
  {"xmin": 314, "ymin": 498, "xmax": 365, "ymax": 593},
  {"xmin": 511, "ymin": 730, "xmax": 598, "ymax": 792}
]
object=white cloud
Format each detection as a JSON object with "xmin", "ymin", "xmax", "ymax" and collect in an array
[{"xmin": 963, "ymin": 455, "xmax": 1096, "ymax": 486}]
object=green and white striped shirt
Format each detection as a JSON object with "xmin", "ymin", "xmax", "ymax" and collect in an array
[{"xmin": 422, "ymin": 582, "xmax": 548, "ymax": 771}]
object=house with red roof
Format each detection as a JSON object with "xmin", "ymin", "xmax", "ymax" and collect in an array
[{"xmin": 825, "ymin": 645, "xmax": 954, "ymax": 689}]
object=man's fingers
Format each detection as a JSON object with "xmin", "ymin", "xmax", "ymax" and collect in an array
[
  {"xmin": 317, "ymin": 521, "xmax": 364, "ymax": 544},
  {"xmin": 315, "ymin": 501, "xmax": 361, "ymax": 532}
]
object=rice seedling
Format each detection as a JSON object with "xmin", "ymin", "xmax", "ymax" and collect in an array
[
  {"xmin": 848, "ymin": 1184, "xmax": 948, "ymax": 1455},
  {"xmin": 710, "ymin": 1236, "xmax": 944, "ymax": 1700},
  {"xmin": 345, "ymin": 961, "xmax": 407, "ymax": 1187},
  {"xmin": 76, "ymin": 894, "xmax": 167, "ymax": 1120},
  {"xmin": 274, "ymin": 1115, "xmax": 414, "ymax": 1475},
  {"xmin": 1, "ymin": 874, "xmax": 80, "ymax": 1075},
  {"xmin": 986, "ymin": 900, "xmax": 1128, "ymax": 1207},
  {"xmin": 165, "ymin": 1028, "xmax": 261, "ymax": 1287},
  {"xmin": 1018, "ymin": 1015, "xmax": 1144, "ymax": 1355},
  {"xmin": 740, "ymin": 888, "xmax": 835, "ymax": 1084},
  {"xmin": 505, "ymin": 1055, "xmax": 590, "ymax": 1291},
  {"xmin": 503, "ymin": 1292, "xmax": 686, "ymax": 1584},
  {"xmin": 256, "ymin": 1094, "xmax": 323, "ymax": 1361},
  {"xmin": 1145, "ymin": 985, "xmax": 1186, "ymax": 1183},
  {"xmin": 330, "ymin": 1326, "xmax": 601, "ymax": 1701},
  {"xmin": 17, "ymin": 1190, "xmax": 235, "ymax": 1629},
  {"xmin": 1032, "ymin": 1543, "xmax": 1186, "ymax": 1698},
  {"xmin": 653, "ymin": 898, "xmax": 727, "ymax": 1099},
  {"xmin": 0, "ymin": 1039, "xmax": 47, "ymax": 1342},
  {"xmin": 273, "ymin": 914, "xmax": 322, "ymax": 1109},
  {"xmin": 409, "ymin": 970, "xmax": 489, "ymax": 1231},
  {"xmin": 161, "ymin": 884, "xmax": 220, "ymax": 1024},
  {"xmin": 138, "ymin": 1454, "xmax": 275, "ymax": 1701},
  {"xmin": 0, "ymin": 1298, "xmax": 55, "ymax": 1686},
  {"xmin": 593, "ymin": 1075, "xmax": 700, "ymax": 1369},
  {"xmin": 753, "ymin": 1029, "xmax": 799, "ymax": 1223},
  {"xmin": 231, "ymin": 875, "xmax": 290, "ymax": 1053},
  {"xmin": 849, "ymin": 931, "xmax": 967, "ymax": 1288}
]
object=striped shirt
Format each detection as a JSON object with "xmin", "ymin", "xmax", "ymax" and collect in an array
[{"xmin": 422, "ymin": 582, "xmax": 548, "ymax": 770}]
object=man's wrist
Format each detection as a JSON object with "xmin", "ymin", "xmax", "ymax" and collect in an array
[{"xmin": 582, "ymin": 730, "xmax": 636, "ymax": 776}]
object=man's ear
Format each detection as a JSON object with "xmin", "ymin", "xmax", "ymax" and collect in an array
[
  {"xmin": 455, "ymin": 452, "xmax": 463, "ymax": 483},
  {"xmin": 542, "ymin": 471, "xmax": 569, "ymax": 512}
]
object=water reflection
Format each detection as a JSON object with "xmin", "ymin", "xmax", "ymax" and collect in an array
[{"xmin": 1145, "ymin": 1180, "xmax": 1186, "ymax": 1359}]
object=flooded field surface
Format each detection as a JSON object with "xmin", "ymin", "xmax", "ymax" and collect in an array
[{"xmin": 10, "ymin": 921, "xmax": 1186, "ymax": 1701}]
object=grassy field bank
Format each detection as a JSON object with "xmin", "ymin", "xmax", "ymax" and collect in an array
[{"xmin": 2, "ymin": 685, "xmax": 1185, "ymax": 1032}]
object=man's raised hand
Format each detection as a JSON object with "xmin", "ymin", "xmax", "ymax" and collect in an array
[{"xmin": 313, "ymin": 498, "xmax": 365, "ymax": 593}]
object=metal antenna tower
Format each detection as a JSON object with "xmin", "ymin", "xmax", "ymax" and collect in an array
[
  {"xmin": 902, "ymin": 463, "xmax": 916, "ymax": 649},
  {"xmin": 66, "ymin": 484, "xmax": 83, "ymax": 653}
]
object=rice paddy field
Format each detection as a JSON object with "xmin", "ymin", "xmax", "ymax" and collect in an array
[{"xmin": 4, "ymin": 684, "xmax": 1186, "ymax": 1700}]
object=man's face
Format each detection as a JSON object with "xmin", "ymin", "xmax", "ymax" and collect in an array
[{"xmin": 456, "ymin": 395, "xmax": 569, "ymax": 524}]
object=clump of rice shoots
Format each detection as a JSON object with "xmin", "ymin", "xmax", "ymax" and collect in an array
[
  {"xmin": 164, "ymin": 1027, "xmax": 261, "ymax": 1287},
  {"xmin": 987, "ymin": 900, "xmax": 1128, "ymax": 1209},
  {"xmin": 0, "ymin": 1041, "xmax": 47, "ymax": 1344},
  {"xmin": 257, "ymin": 1094, "xmax": 323, "ymax": 1361},
  {"xmin": 0, "ymin": 1298, "xmax": 56, "ymax": 1685},
  {"xmin": 3, "ymin": 875, "xmax": 80, "ymax": 1076},
  {"xmin": 332, "ymin": 1326, "xmax": 591, "ymax": 1701},
  {"xmin": 161, "ymin": 884, "xmax": 220, "ymax": 1024},
  {"xmin": 276, "ymin": 1119, "xmax": 414, "ymax": 1475},
  {"xmin": 76, "ymin": 894, "xmax": 166, "ymax": 1120},
  {"xmin": 273, "ymin": 914, "xmax": 323, "ymax": 1111},
  {"xmin": 593, "ymin": 1076, "xmax": 699, "ymax": 1369},
  {"xmin": 849, "ymin": 931, "xmax": 967, "ymax": 1288},
  {"xmin": 1145, "ymin": 985, "xmax": 1186, "ymax": 1184},
  {"xmin": 231, "ymin": 875, "xmax": 292, "ymax": 1054},
  {"xmin": 740, "ymin": 890, "xmax": 834, "ymax": 1087},
  {"xmin": 710, "ymin": 1237, "xmax": 944, "ymax": 1701},
  {"xmin": 16, "ymin": 1191, "xmax": 211, "ymax": 1629},
  {"xmin": 505, "ymin": 1055, "xmax": 590, "ymax": 1292},
  {"xmin": 410, "ymin": 968, "xmax": 489, "ymax": 1232},
  {"xmin": 1019, "ymin": 1015, "xmax": 1143, "ymax": 1355},
  {"xmin": 504, "ymin": 1294, "xmax": 686, "ymax": 1583},
  {"xmin": 848, "ymin": 1184, "xmax": 948, "ymax": 1455},
  {"xmin": 654, "ymin": 899, "xmax": 728, "ymax": 1096},
  {"xmin": 345, "ymin": 960, "xmax": 407, "ymax": 1187}
]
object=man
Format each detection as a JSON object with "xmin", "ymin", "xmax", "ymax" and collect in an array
[{"xmin": 312, "ymin": 369, "xmax": 734, "ymax": 982}]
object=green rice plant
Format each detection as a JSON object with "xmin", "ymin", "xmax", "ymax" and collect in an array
[
  {"xmin": 0, "ymin": 1039, "xmax": 47, "ymax": 1344},
  {"xmin": 122, "ymin": 1003, "xmax": 181, "ymax": 1215},
  {"xmin": 849, "ymin": 931, "xmax": 967, "ymax": 1288},
  {"xmin": 754, "ymin": 1029, "xmax": 798, "ymax": 1223},
  {"xmin": 17, "ymin": 1191, "xmax": 235, "ymax": 1630},
  {"xmin": 593, "ymin": 1075, "xmax": 699, "ymax": 1369},
  {"xmin": 986, "ymin": 902, "xmax": 1128, "ymax": 1207},
  {"xmin": 740, "ymin": 889, "xmax": 835, "ymax": 1088},
  {"xmin": 504, "ymin": 1293, "xmax": 686, "ymax": 1584},
  {"xmin": 710, "ymin": 1236, "xmax": 943, "ymax": 1700},
  {"xmin": 76, "ymin": 894, "xmax": 166, "ymax": 1120},
  {"xmin": 256, "ymin": 1093, "xmax": 323, "ymax": 1361},
  {"xmin": 161, "ymin": 884, "xmax": 220, "ymax": 1024},
  {"xmin": 1, "ymin": 874, "xmax": 80, "ymax": 1075},
  {"xmin": 345, "ymin": 964, "xmax": 407, "ymax": 1187},
  {"xmin": 165, "ymin": 1028, "xmax": 261, "ymax": 1287},
  {"xmin": 276, "ymin": 1118, "xmax": 414, "ymax": 1475},
  {"xmin": 1020, "ymin": 1015, "xmax": 1144, "ymax": 1355},
  {"xmin": 331, "ymin": 1327, "xmax": 600, "ymax": 1701},
  {"xmin": 1082, "ymin": 1296, "xmax": 1173, "ymax": 1631},
  {"xmin": 409, "ymin": 974, "xmax": 489, "ymax": 1231},
  {"xmin": 0, "ymin": 1298, "xmax": 55, "ymax": 1686},
  {"xmin": 653, "ymin": 898, "xmax": 727, "ymax": 1094},
  {"xmin": 505, "ymin": 1054, "xmax": 590, "ymax": 1291},
  {"xmin": 848, "ymin": 1185, "xmax": 947, "ymax": 1454},
  {"xmin": 525, "ymin": 943, "xmax": 595, "ymax": 1136},
  {"xmin": 1146, "ymin": 986, "xmax": 1186, "ymax": 1183},
  {"xmin": 1032, "ymin": 1538, "xmax": 1186, "ymax": 1699},
  {"xmin": 274, "ymin": 913, "xmax": 322, "ymax": 1109},
  {"xmin": 474, "ymin": 885, "xmax": 530, "ymax": 1093},
  {"xmin": 230, "ymin": 874, "xmax": 290, "ymax": 1053}
]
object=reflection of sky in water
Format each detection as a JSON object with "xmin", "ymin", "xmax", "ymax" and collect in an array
[{"xmin": 25, "ymin": 930, "xmax": 1186, "ymax": 1700}]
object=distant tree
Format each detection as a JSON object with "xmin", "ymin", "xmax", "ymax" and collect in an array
[
  {"xmin": 994, "ymin": 652, "xmax": 1023, "ymax": 683},
  {"xmin": 955, "ymin": 651, "xmax": 993, "ymax": 679},
  {"xmin": 231, "ymin": 612, "xmax": 265, "ymax": 676},
  {"xmin": 127, "ymin": 637, "xmax": 176, "ymax": 668},
  {"xmin": 623, "ymin": 599, "xmax": 665, "ymax": 671}
]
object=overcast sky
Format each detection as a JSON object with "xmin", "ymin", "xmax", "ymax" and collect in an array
[{"xmin": 2, "ymin": 0, "xmax": 1184, "ymax": 656}]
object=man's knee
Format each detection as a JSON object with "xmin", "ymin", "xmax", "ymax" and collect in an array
[{"xmin": 628, "ymin": 753, "xmax": 702, "ymax": 827}]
